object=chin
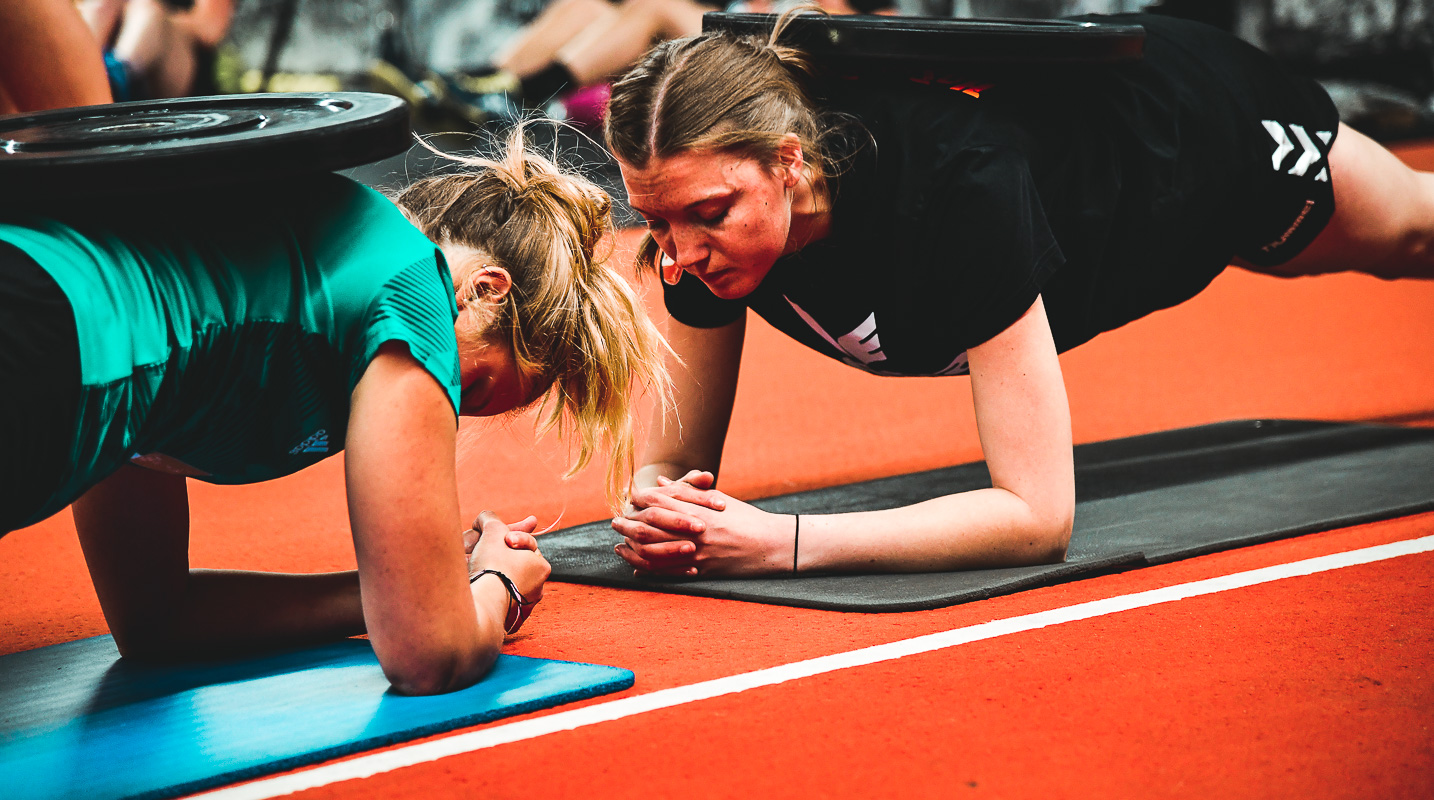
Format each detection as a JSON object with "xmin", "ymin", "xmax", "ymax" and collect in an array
[
  {"xmin": 701, "ymin": 261, "xmax": 773, "ymax": 300},
  {"xmin": 706, "ymin": 279, "xmax": 756, "ymax": 300}
]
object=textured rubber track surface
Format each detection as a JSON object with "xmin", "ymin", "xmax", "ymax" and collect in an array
[{"xmin": 219, "ymin": 515, "xmax": 1434, "ymax": 800}]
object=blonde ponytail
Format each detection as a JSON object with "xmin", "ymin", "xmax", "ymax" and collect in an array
[{"xmin": 396, "ymin": 125, "xmax": 673, "ymax": 505}]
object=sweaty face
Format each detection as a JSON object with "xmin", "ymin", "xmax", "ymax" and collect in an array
[{"xmin": 619, "ymin": 150, "xmax": 796, "ymax": 300}]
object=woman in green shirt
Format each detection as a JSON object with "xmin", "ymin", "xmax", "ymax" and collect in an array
[{"xmin": 0, "ymin": 138, "xmax": 668, "ymax": 695}]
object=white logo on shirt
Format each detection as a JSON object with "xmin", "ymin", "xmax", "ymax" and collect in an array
[
  {"xmin": 784, "ymin": 296, "xmax": 970, "ymax": 376},
  {"xmin": 289, "ymin": 429, "xmax": 329, "ymax": 455},
  {"xmin": 786, "ymin": 298, "xmax": 887, "ymax": 367}
]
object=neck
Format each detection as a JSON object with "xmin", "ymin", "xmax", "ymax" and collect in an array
[{"xmin": 783, "ymin": 173, "xmax": 832, "ymax": 257}]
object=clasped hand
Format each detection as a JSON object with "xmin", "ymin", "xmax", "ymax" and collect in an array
[
  {"xmin": 612, "ymin": 471, "xmax": 793, "ymax": 577},
  {"xmin": 464, "ymin": 510, "xmax": 550, "ymax": 633}
]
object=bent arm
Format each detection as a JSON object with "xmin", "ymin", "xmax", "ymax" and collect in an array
[
  {"xmin": 74, "ymin": 466, "xmax": 366, "ymax": 660},
  {"xmin": 633, "ymin": 314, "xmax": 746, "ymax": 489},
  {"xmin": 618, "ymin": 297, "xmax": 1073, "ymax": 575},
  {"xmin": 75, "ymin": 345, "xmax": 519, "ymax": 695},
  {"xmin": 796, "ymin": 295, "xmax": 1074, "ymax": 571},
  {"xmin": 344, "ymin": 344, "xmax": 516, "ymax": 695}
]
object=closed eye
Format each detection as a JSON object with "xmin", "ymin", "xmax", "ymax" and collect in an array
[{"xmin": 460, "ymin": 375, "xmax": 487, "ymax": 402}]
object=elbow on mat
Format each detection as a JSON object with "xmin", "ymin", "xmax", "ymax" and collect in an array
[
  {"xmin": 381, "ymin": 645, "xmax": 498, "ymax": 696},
  {"xmin": 1015, "ymin": 510, "xmax": 1073, "ymax": 566}
]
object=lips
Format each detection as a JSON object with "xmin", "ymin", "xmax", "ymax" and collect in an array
[
  {"xmin": 701, "ymin": 269, "xmax": 761, "ymax": 301},
  {"xmin": 692, "ymin": 266, "xmax": 731, "ymax": 289}
]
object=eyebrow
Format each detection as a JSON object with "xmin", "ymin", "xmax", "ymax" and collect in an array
[{"xmin": 630, "ymin": 189, "xmax": 736, "ymax": 218}]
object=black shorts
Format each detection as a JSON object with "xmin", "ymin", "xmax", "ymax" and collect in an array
[
  {"xmin": 1219, "ymin": 46, "xmax": 1340, "ymax": 267},
  {"xmin": 1126, "ymin": 14, "xmax": 1341, "ymax": 267},
  {"xmin": 0, "ymin": 241, "xmax": 82, "ymax": 533}
]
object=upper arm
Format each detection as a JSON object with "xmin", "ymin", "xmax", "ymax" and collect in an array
[
  {"xmin": 345, "ymin": 343, "xmax": 490, "ymax": 686},
  {"xmin": 966, "ymin": 295, "xmax": 1074, "ymax": 538},
  {"xmin": 72, "ymin": 465, "xmax": 191, "ymax": 656},
  {"xmin": 645, "ymin": 314, "xmax": 747, "ymax": 474}
]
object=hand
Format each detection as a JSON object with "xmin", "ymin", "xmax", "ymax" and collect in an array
[
  {"xmin": 655, "ymin": 471, "xmax": 726, "ymax": 503},
  {"xmin": 612, "ymin": 470, "xmax": 722, "ymax": 573},
  {"xmin": 619, "ymin": 469, "xmax": 725, "ymax": 536},
  {"xmin": 612, "ymin": 491, "xmax": 796, "ymax": 578},
  {"xmin": 467, "ymin": 511, "xmax": 550, "ymax": 633},
  {"xmin": 463, "ymin": 513, "xmax": 537, "ymax": 555},
  {"xmin": 625, "ymin": 469, "xmax": 724, "ymax": 511}
]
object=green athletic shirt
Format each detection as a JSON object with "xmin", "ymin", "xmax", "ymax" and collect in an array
[{"xmin": 0, "ymin": 173, "xmax": 459, "ymax": 528}]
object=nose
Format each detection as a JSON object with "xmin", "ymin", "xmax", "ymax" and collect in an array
[{"xmin": 668, "ymin": 226, "xmax": 709, "ymax": 272}]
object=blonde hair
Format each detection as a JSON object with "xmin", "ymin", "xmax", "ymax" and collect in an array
[
  {"xmin": 396, "ymin": 126, "xmax": 672, "ymax": 505},
  {"xmin": 605, "ymin": 4, "xmax": 847, "ymax": 271}
]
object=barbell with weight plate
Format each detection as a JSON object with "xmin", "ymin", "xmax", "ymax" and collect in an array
[
  {"xmin": 702, "ymin": 14, "xmax": 1146, "ymax": 66},
  {"xmin": 0, "ymin": 92, "xmax": 409, "ymax": 200}
]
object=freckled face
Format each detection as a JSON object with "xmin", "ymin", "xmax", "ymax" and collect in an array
[{"xmin": 619, "ymin": 150, "xmax": 795, "ymax": 300}]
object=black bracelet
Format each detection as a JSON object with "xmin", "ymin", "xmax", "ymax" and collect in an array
[
  {"xmin": 470, "ymin": 568, "xmax": 533, "ymax": 634},
  {"xmin": 793, "ymin": 514, "xmax": 800, "ymax": 574}
]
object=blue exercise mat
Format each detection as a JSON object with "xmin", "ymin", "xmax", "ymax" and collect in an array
[{"xmin": 0, "ymin": 636, "xmax": 634, "ymax": 800}]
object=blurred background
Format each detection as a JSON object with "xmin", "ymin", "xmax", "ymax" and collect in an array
[{"xmin": 94, "ymin": 0, "xmax": 1427, "ymax": 222}]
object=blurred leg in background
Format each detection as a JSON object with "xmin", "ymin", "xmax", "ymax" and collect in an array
[{"xmin": 0, "ymin": 0, "xmax": 112, "ymax": 113}]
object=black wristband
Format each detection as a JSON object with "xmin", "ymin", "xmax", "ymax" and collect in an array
[
  {"xmin": 470, "ymin": 568, "xmax": 533, "ymax": 634},
  {"xmin": 793, "ymin": 514, "xmax": 800, "ymax": 574}
]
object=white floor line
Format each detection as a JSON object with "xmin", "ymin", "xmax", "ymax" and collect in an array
[{"xmin": 193, "ymin": 534, "xmax": 1434, "ymax": 800}]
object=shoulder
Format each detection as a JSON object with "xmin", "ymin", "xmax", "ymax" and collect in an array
[
  {"xmin": 819, "ymin": 75, "xmax": 1035, "ymax": 216},
  {"xmin": 287, "ymin": 175, "xmax": 439, "ymax": 287},
  {"xmin": 284, "ymin": 173, "xmax": 417, "ymax": 236},
  {"xmin": 815, "ymin": 74, "xmax": 1014, "ymax": 153}
]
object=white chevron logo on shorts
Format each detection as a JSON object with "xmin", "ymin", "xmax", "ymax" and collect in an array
[
  {"xmin": 1263, "ymin": 120, "xmax": 1332, "ymax": 180},
  {"xmin": 1263, "ymin": 120, "xmax": 1293, "ymax": 169}
]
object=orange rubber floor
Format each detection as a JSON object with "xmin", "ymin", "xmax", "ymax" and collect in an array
[{"xmin": 2, "ymin": 143, "xmax": 1432, "ymax": 799}]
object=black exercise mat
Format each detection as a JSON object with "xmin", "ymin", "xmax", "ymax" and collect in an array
[{"xmin": 543, "ymin": 420, "xmax": 1434, "ymax": 611}]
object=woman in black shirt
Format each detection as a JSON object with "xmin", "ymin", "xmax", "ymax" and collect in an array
[{"xmin": 602, "ymin": 11, "xmax": 1434, "ymax": 577}]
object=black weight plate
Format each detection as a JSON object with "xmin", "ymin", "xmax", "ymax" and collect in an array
[
  {"xmin": 702, "ymin": 13, "xmax": 1145, "ymax": 65},
  {"xmin": 0, "ymin": 93, "xmax": 410, "ymax": 199}
]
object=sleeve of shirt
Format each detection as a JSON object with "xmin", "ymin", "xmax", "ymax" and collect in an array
[
  {"xmin": 918, "ymin": 145, "xmax": 1065, "ymax": 349},
  {"xmin": 662, "ymin": 269, "xmax": 747, "ymax": 328},
  {"xmin": 361, "ymin": 250, "xmax": 464, "ymax": 418}
]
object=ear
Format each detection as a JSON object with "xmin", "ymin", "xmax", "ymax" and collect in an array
[
  {"xmin": 457, "ymin": 266, "xmax": 514, "ymax": 307},
  {"xmin": 775, "ymin": 133, "xmax": 806, "ymax": 188}
]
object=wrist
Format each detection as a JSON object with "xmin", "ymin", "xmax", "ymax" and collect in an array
[
  {"xmin": 758, "ymin": 510, "xmax": 797, "ymax": 574},
  {"xmin": 635, "ymin": 462, "xmax": 684, "ymax": 489},
  {"xmin": 469, "ymin": 572, "xmax": 511, "ymax": 633},
  {"xmin": 470, "ymin": 569, "xmax": 534, "ymax": 634}
]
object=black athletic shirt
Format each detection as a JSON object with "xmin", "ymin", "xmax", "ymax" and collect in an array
[{"xmin": 664, "ymin": 15, "xmax": 1338, "ymax": 376}]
